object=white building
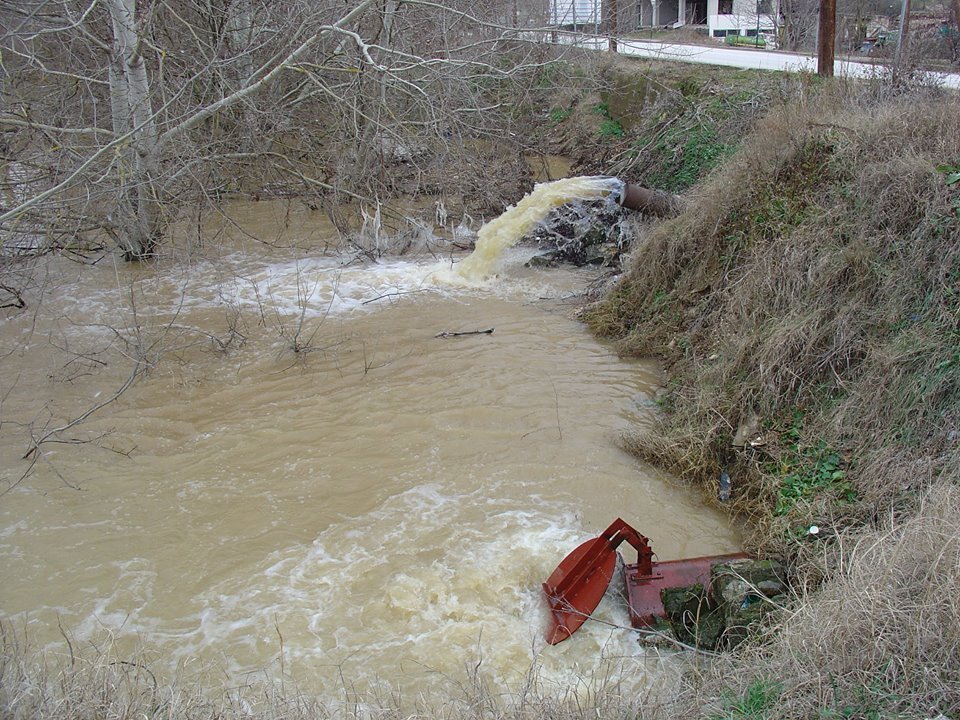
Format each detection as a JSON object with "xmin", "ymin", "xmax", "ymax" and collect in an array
[
  {"xmin": 638, "ymin": 0, "xmax": 776, "ymax": 40},
  {"xmin": 549, "ymin": 0, "xmax": 603, "ymax": 27}
]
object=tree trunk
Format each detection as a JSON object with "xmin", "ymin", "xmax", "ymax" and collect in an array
[
  {"xmin": 107, "ymin": 0, "xmax": 163, "ymax": 260},
  {"xmin": 352, "ymin": 0, "xmax": 401, "ymax": 193},
  {"xmin": 225, "ymin": 0, "xmax": 258, "ymax": 141},
  {"xmin": 893, "ymin": 0, "xmax": 912, "ymax": 84}
]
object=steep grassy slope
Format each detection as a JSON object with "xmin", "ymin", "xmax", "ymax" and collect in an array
[
  {"xmin": 545, "ymin": 57, "xmax": 799, "ymax": 192},
  {"xmin": 586, "ymin": 78, "xmax": 960, "ymax": 716}
]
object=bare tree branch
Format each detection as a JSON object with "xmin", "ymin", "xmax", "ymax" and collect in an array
[
  {"xmin": 157, "ymin": 0, "xmax": 380, "ymax": 145},
  {"xmin": 0, "ymin": 116, "xmax": 116, "ymax": 136},
  {"xmin": 22, "ymin": 357, "xmax": 143, "ymax": 460}
]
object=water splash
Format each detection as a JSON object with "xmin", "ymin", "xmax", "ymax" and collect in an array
[{"xmin": 455, "ymin": 176, "xmax": 624, "ymax": 282}]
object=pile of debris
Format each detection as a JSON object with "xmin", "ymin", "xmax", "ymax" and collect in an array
[{"xmin": 654, "ymin": 558, "xmax": 788, "ymax": 650}]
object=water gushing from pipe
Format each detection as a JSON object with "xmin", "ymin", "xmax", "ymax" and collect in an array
[{"xmin": 455, "ymin": 176, "xmax": 624, "ymax": 282}]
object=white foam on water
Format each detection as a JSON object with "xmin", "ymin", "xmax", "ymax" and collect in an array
[
  {"xmin": 70, "ymin": 558, "xmax": 159, "ymax": 638},
  {"xmin": 0, "ymin": 189, "xmax": 711, "ymax": 708},
  {"xmin": 221, "ymin": 251, "xmax": 570, "ymax": 318},
  {"xmin": 149, "ymin": 482, "xmax": 661, "ymax": 699},
  {"xmin": 38, "ymin": 245, "xmax": 590, "ymax": 356},
  {"xmin": 221, "ymin": 256, "xmax": 452, "ymax": 318}
]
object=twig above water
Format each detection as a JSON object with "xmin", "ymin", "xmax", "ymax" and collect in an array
[
  {"xmin": 361, "ymin": 289, "xmax": 432, "ymax": 305},
  {"xmin": 434, "ymin": 328, "xmax": 494, "ymax": 338},
  {"xmin": 22, "ymin": 359, "xmax": 143, "ymax": 461}
]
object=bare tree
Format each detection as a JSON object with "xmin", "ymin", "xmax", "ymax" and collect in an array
[
  {"xmin": 779, "ymin": 0, "xmax": 820, "ymax": 49},
  {"xmin": 1, "ymin": 0, "xmax": 564, "ymax": 262}
]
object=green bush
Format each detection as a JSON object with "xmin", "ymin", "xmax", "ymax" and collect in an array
[{"xmin": 598, "ymin": 118, "xmax": 625, "ymax": 137}]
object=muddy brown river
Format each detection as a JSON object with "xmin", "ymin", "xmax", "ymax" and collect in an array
[{"xmin": 0, "ymin": 193, "xmax": 741, "ymax": 705}]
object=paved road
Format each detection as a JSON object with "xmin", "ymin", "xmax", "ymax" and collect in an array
[{"xmin": 563, "ymin": 34, "xmax": 960, "ymax": 89}]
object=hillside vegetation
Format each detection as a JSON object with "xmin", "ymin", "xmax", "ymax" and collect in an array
[{"xmin": 586, "ymin": 77, "xmax": 960, "ymax": 717}]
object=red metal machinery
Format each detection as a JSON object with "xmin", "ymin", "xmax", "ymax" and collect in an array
[{"xmin": 542, "ymin": 518, "xmax": 748, "ymax": 644}]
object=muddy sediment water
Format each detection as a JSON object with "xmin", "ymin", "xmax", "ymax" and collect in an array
[{"xmin": 0, "ymin": 198, "xmax": 741, "ymax": 704}]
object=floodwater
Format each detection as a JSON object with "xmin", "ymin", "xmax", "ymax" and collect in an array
[{"xmin": 0, "ymin": 189, "xmax": 741, "ymax": 707}]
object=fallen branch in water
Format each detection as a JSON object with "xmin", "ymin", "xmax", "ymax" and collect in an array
[{"xmin": 434, "ymin": 328, "xmax": 494, "ymax": 338}]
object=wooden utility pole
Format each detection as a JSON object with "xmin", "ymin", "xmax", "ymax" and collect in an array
[
  {"xmin": 817, "ymin": 0, "xmax": 836, "ymax": 76},
  {"xmin": 892, "ymin": 0, "xmax": 912, "ymax": 80}
]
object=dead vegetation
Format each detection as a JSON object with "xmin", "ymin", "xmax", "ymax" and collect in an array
[
  {"xmin": 0, "ymin": 628, "xmax": 658, "ymax": 720},
  {"xmin": 584, "ymin": 75, "xmax": 960, "ymax": 716},
  {"xmin": 667, "ymin": 481, "xmax": 960, "ymax": 718}
]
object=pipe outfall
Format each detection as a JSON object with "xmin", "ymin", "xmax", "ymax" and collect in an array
[{"xmin": 616, "ymin": 180, "xmax": 683, "ymax": 218}]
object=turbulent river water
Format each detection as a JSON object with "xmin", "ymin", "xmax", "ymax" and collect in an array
[{"xmin": 0, "ymin": 185, "xmax": 741, "ymax": 707}]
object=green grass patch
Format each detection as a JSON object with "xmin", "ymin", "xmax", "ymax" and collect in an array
[
  {"xmin": 535, "ymin": 61, "xmax": 574, "ymax": 89},
  {"xmin": 598, "ymin": 118, "xmax": 625, "ymax": 137},
  {"xmin": 767, "ymin": 411, "xmax": 856, "ymax": 515},
  {"xmin": 620, "ymin": 77, "xmax": 795, "ymax": 191},
  {"xmin": 591, "ymin": 101, "xmax": 625, "ymax": 138},
  {"xmin": 820, "ymin": 670, "xmax": 904, "ymax": 720},
  {"xmin": 592, "ymin": 101, "xmax": 610, "ymax": 116},
  {"xmin": 939, "ymin": 161, "xmax": 960, "ymax": 220},
  {"xmin": 936, "ymin": 162, "xmax": 960, "ymax": 186},
  {"xmin": 711, "ymin": 680, "xmax": 784, "ymax": 720},
  {"xmin": 646, "ymin": 125, "xmax": 733, "ymax": 192}
]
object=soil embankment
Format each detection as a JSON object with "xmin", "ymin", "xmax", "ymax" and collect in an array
[{"xmin": 586, "ymin": 74, "xmax": 960, "ymax": 717}]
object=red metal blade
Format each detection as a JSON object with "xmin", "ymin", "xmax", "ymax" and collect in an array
[{"xmin": 542, "ymin": 535, "xmax": 618, "ymax": 645}]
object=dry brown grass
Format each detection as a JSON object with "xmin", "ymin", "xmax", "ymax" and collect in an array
[
  {"xmin": 0, "ymin": 628, "xmax": 667, "ymax": 720},
  {"xmin": 587, "ymin": 76, "xmax": 960, "ymax": 542},
  {"xmin": 584, "ymin": 73, "xmax": 960, "ymax": 718},
  {"xmin": 672, "ymin": 480, "xmax": 960, "ymax": 719}
]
